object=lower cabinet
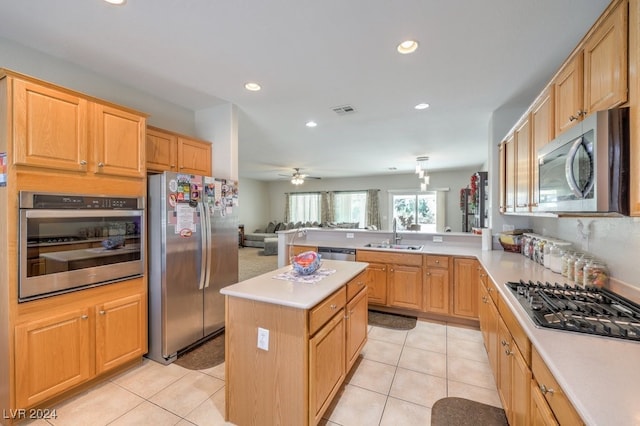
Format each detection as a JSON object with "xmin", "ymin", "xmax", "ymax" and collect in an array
[
  {"xmin": 452, "ymin": 257, "xmax": 479, "ymax": 318},
  {"xmin": 362, "ymin": 262, "xmax": 387, "ymax": 305},
  {"xmin": 345, "ymin": 285, "xmax": 368, "ymax": 371},
  {"xmin": 14, "ymin": 289, "xmax": 146, "ymax": 408},
  {"xmin": 423, "ymin": 255, "xmax": 450, "ymax": 315},
  {"xmin": 530, "ymin": 380, "xmax": 559, "ymax": 426}
]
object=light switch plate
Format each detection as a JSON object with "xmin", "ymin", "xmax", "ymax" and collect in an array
[{"xmin": 257, "ymin": 327, "xmax": 269, "ymax": 351}]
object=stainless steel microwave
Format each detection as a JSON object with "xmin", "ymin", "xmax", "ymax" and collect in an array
[{"xmin": 537, "ymin": 107, "xmax": 629, "ymax": 215}]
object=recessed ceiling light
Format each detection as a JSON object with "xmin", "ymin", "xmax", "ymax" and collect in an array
[
  {"xmin": 414, "ymin": 103, "xmax": 430, "ymax": 110},
  {"xmin": 104, "ymin": 0, "xmax": 126, "ymax": 5},
  {"xmin": 244, "ymin": 82, "xmax": 261, "ymax": 91},
  {"xmin": 397, "ymin": 40, "xmax": 419, "ymax": 54},
  {"xmin": 305, "ymin": 121, "xmax": 318, "ymax": 128}
]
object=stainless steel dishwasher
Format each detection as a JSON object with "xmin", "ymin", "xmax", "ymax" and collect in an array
[{"xmin": 317, "ymin": 247, "xmax": 356, "ymax": 261}]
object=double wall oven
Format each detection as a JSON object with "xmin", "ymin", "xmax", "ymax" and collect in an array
[{"xmin": 19, "ymin": 192, "xmax": 145, "ymax": 302}]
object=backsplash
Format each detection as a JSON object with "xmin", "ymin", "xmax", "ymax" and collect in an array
[{"xmin": 531, "ymin": 216, "xmax": 640, "ymax": 290}]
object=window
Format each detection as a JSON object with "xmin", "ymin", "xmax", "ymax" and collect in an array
[
  {"xmin": 289, "ymin": 193, "xmax": 321, "ymax": 223},
  {"xmin": 391, "ymin": 191, "xmax": 438, "ymax": 232},
  {"xmin": 334, "ymin": 191, "xmax": 366, "ymax": 226}
]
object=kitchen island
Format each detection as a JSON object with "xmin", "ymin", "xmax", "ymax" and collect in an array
[{"xmin": 221, "ymin": 259, "xmax": 369, "ymax": 426}]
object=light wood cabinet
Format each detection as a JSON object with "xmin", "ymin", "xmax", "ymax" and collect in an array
[
  {"xmin": 145, "ymin": 126, "xmax": 212, "ymax": 175},
  {"xmin": 583, "ymin": 0, "xmax": 628, "ymax": 114},
  {"xmin": 554, "ymin": 52, "xmax": 585, "ymax": 135},
  {"xmin": 15, "ymin": 307, "xmax": 92, "ymax": 408},
  {"xmin": 356, "ymin": 250, "xmax": 422, "ymax": 310},
  {"xmin": 146, "ymin": 127, "xmax": 177, "ymax": 172},
  {"xmin": 498, "ymin": 142, "xmax": 506, "ymax": 213},
  {"xmin": 95, "ymin": 293, "xmax": 146, "ymax": 374},
  {"xmin": 92, "ymin": 103, "xmax": 145, "ymax": 178},
  {"xmin": 452, "ymin": 257, "xmax": 479, "ymax": 319},
  {"xmin": 423, "ymin": 255, "xmax": 450, "ymax": 315},
  {"xmin": 514, "ymin": 116, "xmax": 531, "ymax": 212},
  {"xmin": 503, "ymin": 135, "xmax": 516, "ymax": 213},
  {"xmin": 530, "ymin": 380, "xmax": 559, "ymax": 426},
  {"xmin": 478, "ymin": 275, "xmax": 498, "ymax": 377},
  {"xmin": 309, "ymin": 310, "xmax": 346, "ymax": 425},
  {"xmin": 345, "ymin": 286, "xmax": 368, "ymax": 371},
  {"xmin": 9, "ymin": 73, "xmax": 146, "ymax": 179},
  {"xmin": 532, "ymin": 348, "xmax": 584, "ymax": 426},
  {"xmin": 14, "ymin": 289, "xmax": 146, "ymax": 409},
  {"xmin": 225, "ymin": 269, "xmax": 367, "ymax": 426},
  {"xmin": 530, "ymin": 86, "xmax": 555, "ymax": 210},
  {"xmin": 12, "ymin": 78, "xmax": 89, "ymax": 172}
]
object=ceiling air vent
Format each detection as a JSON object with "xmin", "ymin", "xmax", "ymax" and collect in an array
[{"xmin": 331, "ymin": 104, "xmax": 356, "ymax": 115}]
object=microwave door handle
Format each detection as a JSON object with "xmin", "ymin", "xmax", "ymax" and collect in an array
[
  {"xmin": 197, "ymin": 202, "xmax": 207, "ymax": 290},
  {"xmin": 565, "ymin": 137, "xmax": 585, "ymax": 199}
]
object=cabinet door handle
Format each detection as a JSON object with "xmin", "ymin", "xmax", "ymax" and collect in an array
[
  {"xmin": 505, "ymin": 348, "xmax": 513, "ymax": 356},
  {"xmin": 539, "ymin": 384, "xmax": 555, "ymax": 395},
  {"xmin": 80, "ymin": 160, "xmax": 87, "ymax": 165},
  {"xmin": 501, "ymin": 339, "xmax": 508, "ymax": 346},
  {"xmin": 426, "ymin": 272, "xmax": 431, "ymax": 276},
  {"xmin": 330, "ymin": 304, "xmax": 337, "ymax": 310},
  {"xmin": 390, "ymin": 268, "xmax": 394, "ymax": 272},
  {"xmin": 435, "ymin": 260, "xmax": 440, "ymax": 264},
  {"xmin": 488, "ymin": 287, "xmax": 493, "ymax": 293},
  {"xmin": 99, "ymin": 310, "xmax": 106, "ymax": 315},
  {"xmin": 81, "ymin": 314, "xmax": 88, "ymax": 320},
  {"xmin": 482, "ymin": 296, "xmax": 488, "ymax": 303},
  {"xmin": 98, "ymin": 162, "xmax": 105, "ymax": 167},
  {"xmin": 358, "ymin": 281, "xmax": 364, "ymax": 287}
]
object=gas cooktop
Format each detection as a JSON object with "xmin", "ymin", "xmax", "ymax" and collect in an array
[{"xmin": 507, "ymin": 280, "xmax": 640, "ymax": 342}]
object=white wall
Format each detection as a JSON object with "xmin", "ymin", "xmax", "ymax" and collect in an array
[
  {"xmin": 261, "ymin": 169, "xmax": 480, "ymax": 232},
  {"xmin": 0, "ymin": 37, "xmax": 196, "ymax": 134},
  {"xmin": 237, "ymin": 178, "xmax": 272, "ymax": 232}
]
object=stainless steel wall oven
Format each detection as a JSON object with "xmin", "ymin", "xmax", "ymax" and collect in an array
[{"xmin": 19, "ymin": 192, "xmax": 145, "ymax": 302}]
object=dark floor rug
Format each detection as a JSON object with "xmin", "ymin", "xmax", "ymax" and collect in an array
[
  {"xmin": 431, "ymin": 397, "xmax": 508, "ymax": 426},
  {"xmin": 368, "ymin": 310, "xmax": 417, "ymax": 330},
  {"xmin": 174, "ymin": 331, "xmax": 225, "ymax": 370}
]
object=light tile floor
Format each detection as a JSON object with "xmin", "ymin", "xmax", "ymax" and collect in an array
[{"xmin": 27, "ymin": 319, "xmax": 501, "ymax": 426}]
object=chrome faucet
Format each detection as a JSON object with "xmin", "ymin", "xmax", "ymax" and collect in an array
[{"xmin": 392, "ymin": 218, "xmax": 402, "ymax": 244}]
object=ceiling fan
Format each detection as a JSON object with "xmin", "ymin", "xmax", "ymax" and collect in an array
[{"xmin": 279, "ymin": 168, "xmax": 321, "ymax": 185}]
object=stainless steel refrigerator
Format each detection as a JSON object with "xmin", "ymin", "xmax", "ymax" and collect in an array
[{"xmin": 147, "ymin": 171, "xmax": 238, "ymax": 364}]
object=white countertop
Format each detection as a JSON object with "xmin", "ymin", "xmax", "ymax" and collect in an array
[
  {"xmin": 257, "ymin": 239, "xmax": 640, "ymax": 425},
  {"xmin": 220, "ymin": 259, "xmax": 369, "ymax": 309}
]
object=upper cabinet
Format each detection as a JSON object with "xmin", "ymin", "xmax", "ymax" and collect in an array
[
  {"xmin": 554, "ymin": 0, "xmax": 628, "ymax": 134},
  {"xmin": 8, "ymin": 72, "xmax": 147, "ymax": 179},
  {"xmin": 583, "ymin": 0, "xmax": 628, "ymax": 113},
  {"xmin": 146, "ymin": 126, "xmax": 212, "ymax": 176},
  {"xmin": 530, "ymin": 86, "xmax": 555, "ymax": 210},
  {"xmin": 501, "ymin": 0, "xmax": 634, "ymax": 216}
]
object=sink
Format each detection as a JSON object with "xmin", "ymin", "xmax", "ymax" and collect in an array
[{"xmin": 363, "ymin": 243, "xmax": 424, "ymax": 251}]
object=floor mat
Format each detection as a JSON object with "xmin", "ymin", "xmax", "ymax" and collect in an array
[
  {"xmin": 174, "ymin": 331, "xmax": 225, "ymax": 370},
  {"xmin": 431, "ymin": 397, "xmax": 507, "ymax": 426},
  {"xmin": 368, "ymin": 310, "xmax": 417, "ymax": 330}
]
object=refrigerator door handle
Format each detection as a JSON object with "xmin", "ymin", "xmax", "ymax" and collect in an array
[
  {"xmin": 197, "ymin": 202, "xmax": 208, "ymax": 290},
  {"xmin": 203, "ymin": 203, "xmax": 212, "ymax": 289}
]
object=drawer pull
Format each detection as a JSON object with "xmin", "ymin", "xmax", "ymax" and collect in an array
[
  {"xmin": 435, "ymin": 260, "xmax": 440, "ymax": 264},
  {"xmin": 330, "ymin": 304, "xmax": 337, "ymax": 310},
  {"xmin": 99, "ymin": 310, "xmax": 106, "ymax": 315},
  {"xmin": 358, "ymin": 281, "xmax": 364, "ymax": 286},
  {"xmin": 501, "ymin": 339, "xmax": 508, "ymax": 346},
  {"xmin": 540, "ymin": 384, "xmax": 555, "ymax": 395},
  {"xmin": 426, "ymin": 272, "xmax": 431, "ymax": 276},
  {"xmin": 98, "ymin": 162, "xmax": 105, "ymax": 167},
  {"xmin": 80, "ymin": 160, "xmax": 87, "ymax": 165},
  {"xmin": 482, "ymin": 296, "xmax": 488, "ymax": 303},
  {"xmin": 488, "ymin": 287, "xmax": 493, "ymax": 293},
  {"xmin": 81, "ymin": 314, "xmax": 88, "ymax": 320},
  {"xmin": 505, "ymin": 348, "xmax": 512, "ymax": 356}
]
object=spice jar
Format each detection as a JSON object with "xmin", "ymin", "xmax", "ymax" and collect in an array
[
  {"xmin": 584, "ymin": 260, "xmax": 609, "ymax": 288},
  {"xmin": 543, "ymin": 241, "xmax": 555, "ymax": 269},
  {"xmin": 567, "ymin": 252, "xmax": 581, "ymax": 282},
  {"xmin": 534, "ymin": 239, "xmax": 546, "ymax": 265}
]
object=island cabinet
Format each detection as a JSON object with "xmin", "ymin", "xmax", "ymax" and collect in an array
[
  {"xmin": 423, "ymin": 255, "xmax": 450, "ymax": 315},
  {"xmin": 224, "ymin": 264, "xmax": 368, "ymax": 426},
  {"xmin": 146, "ymin": 126, "xmax": 212, "ymax": 176},
  {"xmin": 355, "ymin": 250, "xmax": 422, "ymax": 310},
  {"xmin": 13, "ymin": 279, "xmax": 147, "ymax": 409},
  {"xmin": 452, "ymin": 257, "xmax": 479, "ymax": 319},
  {"xmin": 6, "ymin": 71, "xmax": 146, "ymax": 179}
]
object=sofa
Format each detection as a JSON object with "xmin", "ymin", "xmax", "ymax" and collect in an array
[{"xmin": 242, "ymin": 221, "xmax": 358, "ymax": 248}]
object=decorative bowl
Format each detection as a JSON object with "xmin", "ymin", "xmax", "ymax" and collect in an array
[{"xmin": 291, "ymin": 251, "xmax": 321, "ymax": 275}]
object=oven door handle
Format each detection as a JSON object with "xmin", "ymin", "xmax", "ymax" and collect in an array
[{"xmin": 565, "ymin": 136, "xmax": 594, "ymax": 199}]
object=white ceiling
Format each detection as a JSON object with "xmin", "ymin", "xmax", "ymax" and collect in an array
[{"xmin": 0, "ymin": 0, "xmax": 609, "ymax": 181}]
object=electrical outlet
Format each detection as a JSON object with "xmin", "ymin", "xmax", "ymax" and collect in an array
[
  {"xmin": 346, "ymin": 233, "xmax": 354, "ymax": 239},
  {"xmin": 257, "ymin": 327, "xmax": 269, "ymax": 351},
  {"xmin": 433, "ymin": 236, "xmax": 443, "ymax": 243}
]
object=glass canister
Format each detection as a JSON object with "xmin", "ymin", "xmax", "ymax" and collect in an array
[
  {"xmin": 561, "ymin": 250, "xmax": 574, "ymax": 277},
  {"xmin": 549, "ymin": 244, "xmax": 563, "ymax": 274},
  {"xmin": 574, "ymin": 255, "xmax": 591, "ymax": 286},
  {"xmin": 534, "ymin": 238, "xmax": 546, "ymax": 265},
  {"xmin": 522, "ymin": 233, "xmax": 532, "ymax": 258},
  {"xmin": 584, "ymin": 260, "xmax": 609, "ymax": 288},
  {"xmin": 528, "ymin": 235, "xmax": 538, "ymax": 260},
  {"xmin": 567, "ymin": 252, "xmax": 581, "ymax": 282},
  {"xmin": 543, "ymin": 241, "xmax": 555, "ymax": 269}
]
